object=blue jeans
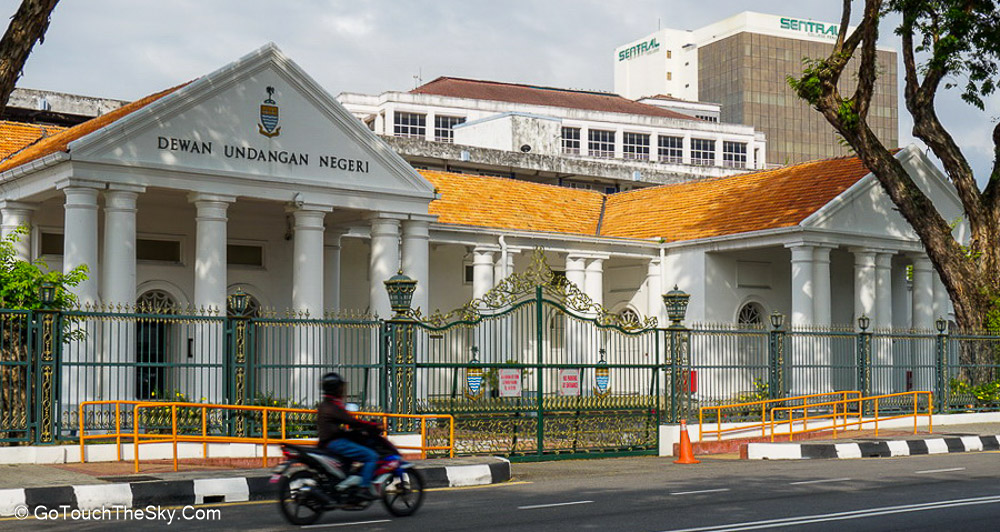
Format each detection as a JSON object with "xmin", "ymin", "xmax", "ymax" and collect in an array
[{"xmin": 327, "ymin": 438, "xmax": 378, "ymax": 487}]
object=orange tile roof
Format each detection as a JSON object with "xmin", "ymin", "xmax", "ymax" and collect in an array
[
  {"xmin": 423, "ymin": 156, "xmax": 871, "ymax": 243},
  {"xmin": 412, "ymin": 77, "xmax": 696, "ymax": 121},
  {"xmin": 0, "ymin": 83, "xmax": 188, "ymax": 173},
  {"xmin": 420, "ymin": 169, "xmax": 605, "ymax": 236},
  {"xmin": 601, "ymin": 156, "xmax": 872, "ymax": 241},
  {"xmin": 0, "ymin": 121, "xmax": 66, "ymax": 162}
]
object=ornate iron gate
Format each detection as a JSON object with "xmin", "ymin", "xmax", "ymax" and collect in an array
[{"xmin": 397, "ymin": 252, "xmax": 663, "ymax": 458}]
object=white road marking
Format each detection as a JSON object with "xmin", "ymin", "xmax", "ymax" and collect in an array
[
  {"xmin": 303, "ymin": 520, "xmax": 392, "ymax": 529},
  {"xmin": 788, "ymin": 478, "xmax": 851, "ymax": 485},
  {"xmin": 656, "ymin": 495, "xmax": 1000, "ymax": 532},
  {"xmin": 670, "ymin": 488, "xmax": 730, "ymax": 496},
  {"xmin": 914, "ymin": 467, "xmax": 966, "ymax": 474},
  {"xmin": 519, "ymin": 500, "xmax": 594, "ymax": 510}
]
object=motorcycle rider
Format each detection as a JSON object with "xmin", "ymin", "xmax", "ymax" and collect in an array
[{"xmin": 317, "ymin": 372, "xmax": 382, "ymax": 499}]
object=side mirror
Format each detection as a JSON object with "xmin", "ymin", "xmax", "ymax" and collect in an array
[{"xmin": 345, "ymin": 403, "xmax": 360, "ymax": 413}]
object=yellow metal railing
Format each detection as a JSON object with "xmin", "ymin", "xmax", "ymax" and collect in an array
[
  {"xmin": 78, "ymin": 401, "xmax": 455, "ymax": 473},
  {"xmin": 768, "ymin": 391, "xmax": 933, "ymax": 441},
  {"xmin": 699, "ymin": 391, "xmax": 862, "ymax": 441}
]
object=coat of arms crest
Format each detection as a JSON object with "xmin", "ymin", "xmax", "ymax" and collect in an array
[{"xmin": 258, "ymin": 86, "xmax": 281, "ymax": 138}]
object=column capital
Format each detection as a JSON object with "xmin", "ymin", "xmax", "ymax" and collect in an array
[
  {"xmin": 402, "ymin": 219, "xmax": 431, "ymax": 239},
  {"xmin": 187, "ymin": 192, "xmax": 236, "ymax": 204},
  {"xmin": 62, "ymin": 186, "xmax": 101, "ymax": 208},
  {"xmin": 909, "ymin": 253, "xmax": 933, "ymax": 268},
  {"xmin": 284, "ymin": 203, "xmax": 333, "ymax": 215},
  {"xmin": 324, "ymin": 226, "xmax": 349, "ymax": 247},
  {"xmin": 0, "ymin": 200, "xmax": 38, "ymax": 213},
  {"xmin": 363, "ymin": 211, "xmax": 409, "ymax": 221},
  {"xmin": 473, "ymin": 244, "xmax": 500, "ymax": 254},
  {"xmin": 54, "ymin": 177, "xmax": 105, "ymax": 191},
  {"xmin": 107, "ymin": 183, "xmax": 146, "ymax": 194},
  {"xmin": 290, "ymin": 209, "xmax": 327, "ymax": 230},
  {"xmin": 103, "ymin": 188, "xmax": 139, "ymax": 212}
]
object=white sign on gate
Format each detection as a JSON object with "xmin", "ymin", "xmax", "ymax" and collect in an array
[
  {"xmin": 558, "ymin": 369, "xmax": 581, "ymax": 397},
  {"xmin": 499, "ymin": 368, "xmax": 522, "ymax": 397}
]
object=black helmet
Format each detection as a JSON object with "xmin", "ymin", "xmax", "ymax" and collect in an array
[{"xmin": 321, "ymin": 372, "xmax": 345, "ymax": 397}]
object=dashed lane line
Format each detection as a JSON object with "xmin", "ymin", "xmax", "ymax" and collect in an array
[
  {"xmin": 519, "ymin": 500, "xmax": 593, "ymax": 510},
  {"xmin": 914, "ymin": 467, "xmax": 966, "ymax": 474},
  {"xmin": 302, "ymin": 520, "xmax": 391, "ymax": 529},
  {"xmin": 670, "ymin": 488, "xmax": 730, "ymax": 496},
  {"xmin": 788, "ymin": 478, "xmax": 852, "ymax": 485}
]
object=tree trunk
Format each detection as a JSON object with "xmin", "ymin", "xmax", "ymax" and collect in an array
[{"xmin": 0, "ymin": 0, "xmax": 60, "ymax": 113}]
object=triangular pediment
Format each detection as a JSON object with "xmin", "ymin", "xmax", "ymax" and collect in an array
[
  {"xmin": 70, "ymin": 43, "xmax": 435, "ymax": 200},
  {"xmin": 802, "ymin": 146, "xmax": 966, "ymax": 241}
]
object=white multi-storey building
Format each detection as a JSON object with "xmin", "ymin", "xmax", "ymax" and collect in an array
[{"xmin": 337, "ymin": 77, "xmax": 767, "ymax": 189}]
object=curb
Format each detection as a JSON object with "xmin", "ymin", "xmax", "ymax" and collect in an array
[
  {"xmin": 0, "ymin": 460, "xmax": 510, "ymax": 516},
  {"xmin": 746, "ymin": 435, "xmax": 1000, "ymax": 460}
]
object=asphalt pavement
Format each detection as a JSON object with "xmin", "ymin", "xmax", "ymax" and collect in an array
[{"xmin": 3, "ymin": 451, "xmax": 999, "ymax": 531}]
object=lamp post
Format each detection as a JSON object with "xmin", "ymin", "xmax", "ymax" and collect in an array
[
  {"xmin": 768, "ymin": 311, "xmax": 785, "ymax": 400},
  {"xmin": 857, "ymin": 314, "xmax": 872, "ymax": 400},
  {"xmin": 39, "ymin": 281, "xmax": 56, "ymax": 309},
  {"xmin": 384, "ymin": 270, "xmax": 417, "ymax": 319},
  {"xmin": 662, "ymin": 286, "xmax": 690, "ymax": 329},
  {"xmin": 934, "ymin": 317, "xmax": 949, "ymax": 413},
  {"xmin": 857, "ymin": 314, "xmax": 871, "ymax": 332},
  {"xmin": 228, "ymin": 288, "xmax": 249, "ymax": 318}
]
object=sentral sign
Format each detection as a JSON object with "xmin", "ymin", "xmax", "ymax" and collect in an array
[
  {"xmin": 618, "ymin": 38, "xmax": 660, "ymax": 61},
  {"xmin": 779, "ymin": 17, "xmax": 839, "ymax": 38}
]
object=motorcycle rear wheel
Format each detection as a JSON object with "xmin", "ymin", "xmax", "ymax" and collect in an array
[
  {"xmin": 381, "ymin": 468, "xmax": 426, "ymax": 517},
  {"xmin": 278, "ymin": 469, "xmax": 324, "ymax": 525}
]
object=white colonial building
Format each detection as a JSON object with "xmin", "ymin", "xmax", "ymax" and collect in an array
[{"xmin": 0, "ymin": 45, "xmax": 962, "ymax": 404}]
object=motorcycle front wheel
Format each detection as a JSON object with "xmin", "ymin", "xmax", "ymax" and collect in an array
[
  {"xmin": 278, "ymin": 469, "xmax": 324, "ymax": 525},
  {"xmin": 382, "ymin": 468, "xmax": 426, "ymax": 517}
]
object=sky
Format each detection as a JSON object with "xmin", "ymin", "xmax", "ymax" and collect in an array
[{"xmin": 4, "ymin": 0, "xmax": 997, "ymax": 184}]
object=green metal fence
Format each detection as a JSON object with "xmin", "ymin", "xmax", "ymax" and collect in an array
[{"xmin": 3, "ymin": 277, "xmax": 1000, "ymax": 454}]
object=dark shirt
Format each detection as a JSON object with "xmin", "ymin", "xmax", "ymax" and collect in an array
[{"xmin": 316, "ymin": 397, "xmax": 375, "ymax": 448}]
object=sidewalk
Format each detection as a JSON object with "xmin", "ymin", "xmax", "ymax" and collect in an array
[
  {"xmin": 0, "ymin": 456, "xmax": 510, "ymax": 516},
  {"xmin": 743, "ymin": 422, "xmax": 1000, "ymax": 460}
]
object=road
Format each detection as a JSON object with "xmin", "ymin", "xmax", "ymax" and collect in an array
[{"xmin": 3, "ymin": 452, "xmax": 999, "ymax": 531}]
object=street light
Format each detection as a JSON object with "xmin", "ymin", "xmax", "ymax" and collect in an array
[
  {"xmin": 857, "ymin": 314, "xmax": 871, "ymax": 332},
  {"xmin": 769, "ymin": 311, "xmax": 784, "ymax": 330},
  {"xmin": 229, "ymin": 288, "xmax": 249, "ymax": 317},
  {"xmin": 935, "ymin": 317, "xmax": 948, "ymax": 333},
  {"xmin": 38, "ymin": 281, "xmax": 56, "ymax": 308},
  {"xmin": 662, "ymin": 285, "xmax": 690, "ymax": 327},
  {"xmin": 384, "ymin": 270, "xmax": 417, "ymax": 317}
]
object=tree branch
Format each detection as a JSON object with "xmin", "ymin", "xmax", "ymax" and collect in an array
[
  {"xmin": 853, "ymin": 0, "xmax": 881, "ymax": 120},
  {"xmin": 0, "ymin": 0, "xmax": 60, "ymax": 113}
]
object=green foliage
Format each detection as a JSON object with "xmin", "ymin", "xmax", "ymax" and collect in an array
[
  {"xmin": 0, "ymin": 225, "xmax": 87, "ymax": 310},
  {"xmin": 950, "ymin": 378, "xmax": 1000, "ymax": 405},
  {"xmin": 786, "ymin": 58, "xmax": 826, "ymax": 105}
]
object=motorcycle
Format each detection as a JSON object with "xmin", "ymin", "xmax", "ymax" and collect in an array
[{"xmin": 271, "ymin": 436, "xmax": 426, "ymax": 525}]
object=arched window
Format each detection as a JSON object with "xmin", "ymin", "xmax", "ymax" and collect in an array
[
  {"xmin": 135, "ymin": 290, "xmax": 178, "ymax": 399},
  {"xmin": 618, "ymin": 308, "xmax": 641, "ymax": 329},
  {"xmin": 737, "ymin": 302, "xmax": 765, "ymax": 328}
]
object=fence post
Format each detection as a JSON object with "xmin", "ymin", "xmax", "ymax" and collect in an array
[
  {"xmin": 663, "ymin": 286, "xmax": 691, "ymax": 425},
  {"xmin": 384, "ymin": 272, "xmax": 418, "ymax": 432},
  {"xmin": 934, "ymin": 318, "xmax": 949, "ymax": 414},
  {"xmin": 768, "ymin": 311, "xmax": 786, "ymax": 400},
  {"xmin": 856, "ymin": 315, "xmax": 872, "ymax": 412},
  {"xmin": 33, "ymin": 305, "xmax": 61, "ymax": 444},
  {"xmin": 227, "ymin": 289, "xmax": 253, "ymax": 437}
]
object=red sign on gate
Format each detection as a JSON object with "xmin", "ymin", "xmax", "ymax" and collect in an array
[{"xmin": 682, "ymin": 370, "xmax": 698, "ymax": 393}]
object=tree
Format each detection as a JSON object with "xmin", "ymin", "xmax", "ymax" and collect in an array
[
  {"xmin": 0, "ymin": 225, "xmax": 85, "ymax": 309},
  {"xmin": 0, "ymin": 0, "xmax": 60, "ymax": 113},
  {"xmin": 788, "ymin": 0, "xmax": 1000, "ymax": 338}
]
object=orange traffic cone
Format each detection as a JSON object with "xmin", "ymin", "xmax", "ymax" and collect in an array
[{"xmin": 673, "ymin": 419, "xmax": 700, "ymax": 464}]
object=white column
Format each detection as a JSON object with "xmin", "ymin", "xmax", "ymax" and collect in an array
[
  {"xmin": 584, "ymin": 258, "xmax": 605, "ymax": 308},
  {"xmin": 190, "ymin": 194, "xmax": 234, "ymax": 312},
  {"xmin": 60, "ymin": 183, "xmax": 102, "ymax": 407},
  {"xmin": 471, "ymin": 247, "xmax": 495, "ymax": 300},
  {"xmin": 891, "ymin": 261, "xmax": 911, "ymax": 330},
  {"xmin": 0, "ymin": 200, "xmax": 37, "ymax": 261},
  {"xmin": 874, "ymin": 251, "xmax": 894, "ymax": 329},
  {"xmin": 62, "ymin": 186, "xmax": 102, "ymax": 305},
  {"xmin": 565, "ymin": 255, "xmax": 587, "ymax": 291},
  {"xmin": 290, "ymin": 207, "xmax": 327, "ymax": 317},
  {"xmin": 290, "ymin": 206, "xmax": 329, "ymax": 405},
  {"xmin": 932, "ymin": 274, "xmax": 950, "ymax": 323},
  {"xmin": 910, "ymin": 254, "xmax": 934, "ymax": 331},
  {"xmin": 402, "ymin": 219, "xmax": 431, "ymax": 314},
  {"xmin": 812, "ymin": 246, "xmax": 833, "ymax": 326},
  {"xmin": 102, "ymin": 186, "xmax": 142, "ymax": 400},
  {"xmin": 101, "ymin": 188, "xmax": 141, "ymax": 306},
  {"xmin": 368, "ymin": 215, "xmax": 401, "ymax": 320},
  {"xmin": 646, "ymin": 258, "xmax": 663, "ymax": 326},
  {"xmin": 787, "ymin": 244, "xmax": 815, "ymax": 327},
  {"xmin": 873, "ymin": 251, "xmax": 894, "ymax": 393},
  {"xmin": 189, "ymin": 193, "xmax": 233, "ymax": 403},
  {"xmin": 324, "ymin": 230, "xmax": 345, "ymax": 311},
  {"xmin": 851, "ymin": 248, "xmax": 877, "ymax": 326}
]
